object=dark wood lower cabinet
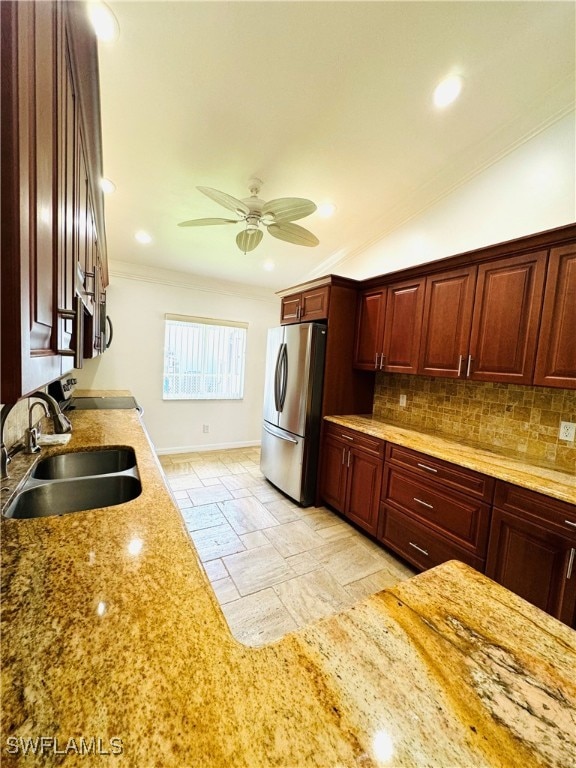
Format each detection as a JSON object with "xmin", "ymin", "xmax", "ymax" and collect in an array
[
  {"xmin": 486, "ymin": 483, "xmax": 576, "ymax": 628},
  {"xmin": 319, "ymin": 424, "xmax": 383, "ymax": 537}
]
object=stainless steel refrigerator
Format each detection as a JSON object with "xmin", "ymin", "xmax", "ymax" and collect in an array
[{"xmin": 260, "ymin": 322, "xmax": 327, "ymax": 506}]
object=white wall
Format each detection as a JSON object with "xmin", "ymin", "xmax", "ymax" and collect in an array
[
  {"xmin": 336, "ymin": 115, "xmax": 575, "ymax": 280},
  {"xmin": 75, "ymin": 264, "xmax": 278, "ymax": 453}
]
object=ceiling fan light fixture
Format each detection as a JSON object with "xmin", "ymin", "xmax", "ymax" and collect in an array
[{"xmin": 317, "ymin": 202, "xmax": 336, "ymax": 218}]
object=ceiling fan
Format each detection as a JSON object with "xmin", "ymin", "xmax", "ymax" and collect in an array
[{"xmin": 178, "ymin": 178, "xmax": 319, "ymax": 253}]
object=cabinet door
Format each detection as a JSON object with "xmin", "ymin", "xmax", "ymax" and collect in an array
[
  {"xmin": 533, "ymin": 244, "xmax": 576, "ymax": 389},
  {"xmin": 345, "ymin": 449, "xmax": 382, "ymax": 536},
  {"xmin": 319, "ymin": 435, "xmax": 348, "ymax": 513},
  {"xmin": 1, "ymin": 1, "xmax": 62, "ymax": 400},
  {"xmin": 382, "ymin": 278, "xmax": 425, "ymax": 374},
  {"xmin": 353, "ymin": 289, "xmax": 387, "ymax": 370},
  {"xmin": 468, "ymin": 251, "xmax": 547, "ymax": 384},
  {"xmin": 486, "ymin": 508, "xmax": 576, "ymax": 627},
  {"xmin": 419, "ymin": 266, "xmax": 476, "ymax": 378},
  {"xmin": 280, "ymin": 294, "xmax": 301, "ymax": 325},
  {"xmin": 300, "ymin": 286, "xmax": 330, "ymax": 322}
]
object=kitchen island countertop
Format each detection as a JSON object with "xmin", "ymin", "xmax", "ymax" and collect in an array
[{"xmin": 1, "ymin": 407, "xmax": 575, "ymax": 767}]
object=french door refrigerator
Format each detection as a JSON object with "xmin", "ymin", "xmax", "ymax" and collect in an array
[{"xmin": 260, "ymin": 322, "xmax": 327, "ymax": 506}]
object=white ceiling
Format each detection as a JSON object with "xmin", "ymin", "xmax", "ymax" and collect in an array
[{"xmin": 97, "ymin": 1, "xmax": 575, "ymax": 290}]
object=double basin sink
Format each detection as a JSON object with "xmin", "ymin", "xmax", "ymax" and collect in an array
[{"xmin": 3, "ymin": 447, "xmax": 141, "ymax": 519}]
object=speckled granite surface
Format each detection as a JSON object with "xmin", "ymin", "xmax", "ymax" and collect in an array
[
  {"xmin": 326, "ymin": 415, "xmax": 575, "ymax": 505},
  {"xmin": 1, "ymin": 408, "xmax": 575, "ymax": 767}
]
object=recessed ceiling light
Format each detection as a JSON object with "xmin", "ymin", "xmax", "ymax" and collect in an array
[
  {"xmin": 263, "ymin": 259, "xmax": 275, "ymax": 271},
  {"xmin": 317, "ymin": 202, "xmax": 336, "ymax": 218},
  {"xmin": 135, "ymin": 230, "xmax": 152, "ymax": 245},
  {"xmin": 433, "ymin": 75, "xmax": 464, "ymax": 109},
  {"xmin": 100, "ymin": 177, "xmax": 116, "ymax": 194},
  {"xmin": 87, "ymin": 1, "xmax": 119, "ymax": 42}
]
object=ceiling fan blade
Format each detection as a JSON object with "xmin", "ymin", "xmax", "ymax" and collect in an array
[
  {"xmin": 236, "ymin": 228, "xmax": 263, "ymax": 253},
  {"xmin": 262, "ymin": 197, "xmax": 317, "ymax": 223},
  {"xmin": 197, "ymin": 186, "xmax": 250, "ymax": 216},
  {"xmin": 178, "ymin": 217, "xmax": 239, "ymax": 227},
  {"xmin": 267, "ymin": 222, "xmax": 319, "ymax": 247}
]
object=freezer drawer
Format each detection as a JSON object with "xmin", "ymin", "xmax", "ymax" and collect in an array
[{"xmin": 260, "ymin": 423, "xmax": 311, "ymax": 505}]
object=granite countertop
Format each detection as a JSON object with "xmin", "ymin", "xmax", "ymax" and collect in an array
[
  {"xmin": 1, "ymin": 407, "xmax": 575, "ymax": 767},
  {"xmin": 325, "ymin": 415, "xmax": 575, "ymax": 505}
]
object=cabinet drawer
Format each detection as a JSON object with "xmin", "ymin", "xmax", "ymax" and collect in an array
[
  {"xmin": 493, "ymin": 481, "xmax": 576, "ymax": 536},
  {"xmin": 323, "ymin": 423, "xmax": 384, "ymax": 458},
  {"xmin": 383, "ymin": 467, "xmax": 491, "ymax": 555},
  {"xmin": 379, "ymin": 504, "xmax": 485, "ymax": 572},
  {"xmin": 385, "ymin": 443, "xmax": 494, "ymax": 502}
]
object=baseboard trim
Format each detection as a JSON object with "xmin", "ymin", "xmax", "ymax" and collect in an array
[{"xmin": 155, "ymin": 440, "xmax": 261, "ymax": 456}]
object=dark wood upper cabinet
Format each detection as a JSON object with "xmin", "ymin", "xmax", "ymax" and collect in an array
[
  {"xmin": 381, "ymin": 277, "xmax": 425, "ymax": 374},
  {"xmin": 533, "ymin": 244, "xmax": 576, "ymax": 389},
  {"xmin": 280, "ymin": 286, "xmax": 330, "ymax": 324},
  {"xmin": 353, "ymin": 289, "xmax": 387, "ymax": 370},
  {"xmin": 467, "ymin": 251, "xmax": 547, "ymax": 384},
  {"xmin": 418, "ymin": 266, "xmax": 477, "ymax": 378},
  {"xmin": 1, "ymin": 0, "xmax": 108, "ymax": 402}
]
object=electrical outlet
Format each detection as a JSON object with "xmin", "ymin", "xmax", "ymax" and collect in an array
[
  {"xmin": 399, "ymin": 394, "xmax": 407, "ymax": 407},
  {"xmin": 559, "ymin": 421, "xmax": 576, "ymax": 442},
  {"xmin": 202, "ymin": 424, "xmax": 209, "ymax": 434}
]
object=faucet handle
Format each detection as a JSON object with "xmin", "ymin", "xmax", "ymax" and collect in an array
[{"xmin": 24, "ymin": 427, "xmax": 40, "ymax": 454}]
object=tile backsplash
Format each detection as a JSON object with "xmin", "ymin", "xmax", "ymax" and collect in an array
[{"xmin": 373, "ymin": 374, "xmax": 576, "ymax": 472}]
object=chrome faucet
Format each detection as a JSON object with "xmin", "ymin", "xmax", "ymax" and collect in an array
[
  {"xmin": 1, "ymin": 393, "xmax": 72, "ymax": 480},
  {"xmin": 25, "ymin": 401, "xmax": 50, "ymax": 454},
  {"xmin": 29, "ymin": 391, "xmax": 72, "ymax": 435},
  {"xmin": 0, "ymin": 403, "xmax": 16, "ymax": 480}
]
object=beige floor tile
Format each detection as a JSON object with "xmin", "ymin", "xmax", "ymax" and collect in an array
[
  {"xmin": 273, "ymin": 569, "xmax": 353, "ymax": 626},
  {"xmin": 299, "ymin": 506, "xmax": 344, "ymax": 531},
  {"xmin": 187, "ymin": 485, "xmax": 234, "ymax": 506},
  {"xmin": 251, "ymin": 485, "xmax": 285, "ymax": 503},
  {"xmin": 239, "ymin": 531, "xmax": 269, "ymax": 549},
  {"xmin": 171, "ymin": 490, "xmax": 189, "ymax": 500},
  {"xmin": 203, "ymin": 558, "xmax": 228, "ymax": 581},
  {"xmin": 316, "ymin": 521, "xmax": 357, "ymax": 543},
  {"xmin": 219, "ymin": 473, "xmax": 262, "ymax": 491},
  {"xmin": 314, "ymin": 540, "xmax": 387, "ymax": 586},
  {"xmin": 223, "ymin": 544, "xmax": 295, "ymax": 596},
  {"xmin": 211, "ymin": 577, "xmax": 241, "ymax": 605},
  {"xmin": 181, "ymin": 503, "xmax": 226, "ymax": 532},
  {"xmin": 285, "ymin": 551, "xmax": 322, "ymax": 576},
  {"xmin": 263, "ymin": 521, "xmax": 326, "ymax": 558},
  {"xmin": 167, "ymin": 475, "xmax": 205, "ymax": 491},
  {"xmin": 201, "ymin": 477, "xmax": 224, "ymax": 487},
  {"xmin": 345, "ymin": 568, "xmax": 407, "ymax": 602},
  {"xmin": 230, "ymin": 488, "xmax": 252, "ymax": 499},
  {"xmin": 188, "ymin": 522, "xmax": 245, "ymax": 562},
  {"xmin": 219, "ymin": 496, "xmax": 280, "ymax": 535},
  {"xmin": 221, "ymin": 589, "xmax": 298, "ymax": 647},
  {"xmin": 195, "ymin": 462, "xmax": 230, "ymax": 480},
  {"xmin": 264, "ymin": 499, "xmax": 302, "ymax": 524}
]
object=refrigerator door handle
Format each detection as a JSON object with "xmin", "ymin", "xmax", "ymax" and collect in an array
[
  {"xmin": 278, "ymin": 343, "xmax": 288, "ymax": 412},
  {"xmin": 273, "ymin": 343, "xmax": 283, "ymax": 411},
  {"xmin": 263, "ymin": 424, "xmax": 298, "ymax": 444}
]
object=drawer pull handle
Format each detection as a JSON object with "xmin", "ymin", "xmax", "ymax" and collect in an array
[
  {"xmin": 341, "ymin": 434, "xmax": 354, "ymax": 441},
  {"xmin": 347, "ymin": 449, "xmax": 351, "ymax": 468},
  {"xmin": 417, "ymin": 463, "xmax": 437, "ymax": 473},
  {"xmin": 567, "ymin": 548, "xmax": 576, "ymax": 580},
  {"xmin": 414, "ymin": 497, "xmax": 434, "ymax": 510},
  {"xmin": 409, "ymin": 542, "xmax": 429, "ymax": 557},
  {"xmin": 565, "ymin": 520, "xmax": 576, "ymax": 528},
  {"xmin": 457, "ymin": 354, "xmax": 463, "ymax": 377}
]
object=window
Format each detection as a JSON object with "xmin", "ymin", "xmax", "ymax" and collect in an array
[{"xmin": 163, "ymin": 314, "xmax": 247, "ymax": 400}]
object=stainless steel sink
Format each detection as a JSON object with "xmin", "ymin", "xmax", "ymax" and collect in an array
[
  {"xmin": 32, "ymin": 447, "xmax": 136, "ymax": 479},
  {"xmin": 3, "ymin": 446, "xmax": 141, "ymax": 520},
  {"xmin": 4, "ymin": 475, "xmax": 142, "ymax": 519}
]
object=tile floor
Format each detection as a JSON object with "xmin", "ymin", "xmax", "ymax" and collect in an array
[{"xmin": 160, "ymin": 447, "xmax": 416, "ymax": 646}]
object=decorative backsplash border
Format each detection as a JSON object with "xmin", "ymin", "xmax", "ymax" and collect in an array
[{"xmin": 373, "ymin": 374, "xmax": 576, "ymax": 473}]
